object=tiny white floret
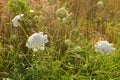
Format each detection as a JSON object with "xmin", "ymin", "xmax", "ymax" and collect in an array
[
  {"xmin": 30, "ymin": 10, "xmax": 35, "ymax": 13},
  {"xmin": 3, "ymin": 78, "xmax": 12, "ymax": 80},
  {"xmin": 97, "ymin": 1, "xmax": 104, "ymax": 7}
]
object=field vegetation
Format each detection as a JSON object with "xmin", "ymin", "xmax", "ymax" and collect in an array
[{"xmin": 0, "ymin": 0, "xmax": 120, "ymax": 80}]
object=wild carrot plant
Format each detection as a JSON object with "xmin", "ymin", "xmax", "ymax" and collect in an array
[{"xmin": 0, "ymin": 0, "xmax": 120, "ymax": 80}]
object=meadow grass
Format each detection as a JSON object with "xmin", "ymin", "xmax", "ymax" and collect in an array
[{"xmin": 0, "ymin": 0, "xmax": 120, "ymax": 80}]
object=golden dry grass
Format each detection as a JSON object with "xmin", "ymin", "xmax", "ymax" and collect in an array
[{"xmin": 0, "ymin": 0, "xmax": 120, "ymax": 42}]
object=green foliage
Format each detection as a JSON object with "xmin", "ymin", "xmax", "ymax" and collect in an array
[
  {"xmin": 7, "ymin": 0, "xmax": 28, "ymax": 14},
  {"xmin": 0, "ymin": 0, "xmax": 120, "ymax": 80}
]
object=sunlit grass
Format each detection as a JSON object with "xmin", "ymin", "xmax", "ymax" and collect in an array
[{"xmin": 0, "ymin": 0, "xmax": 120, "ymax": 80}]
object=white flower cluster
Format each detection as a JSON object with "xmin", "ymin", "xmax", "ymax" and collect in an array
[
  {"xmin": 94, "ymin": 40, "xmax": 115, "ymax": 55},
  {"xmin": 26, "ymin": 32, "xmax": 48, "ymax": 52},
  {"xmin": 12, "ymin": 14, "xmax": 24, "ymax": 27}
]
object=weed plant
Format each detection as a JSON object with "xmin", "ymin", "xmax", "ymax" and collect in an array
[{"xmin": 0, "ymin": 0, "xmax": 120, "ymax": 80}]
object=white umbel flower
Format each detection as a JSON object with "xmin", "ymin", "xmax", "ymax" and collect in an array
[
  {"xmin": 12, "ymin": 14, "xmax": 24, "ymax": 27},
  {"xmin": 26, "ymin": 32, "xmax": 48, "ymax": 52},
  {"xmin": 94, "ymin": 40, "xmax": 115, "ymax": 55}
]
